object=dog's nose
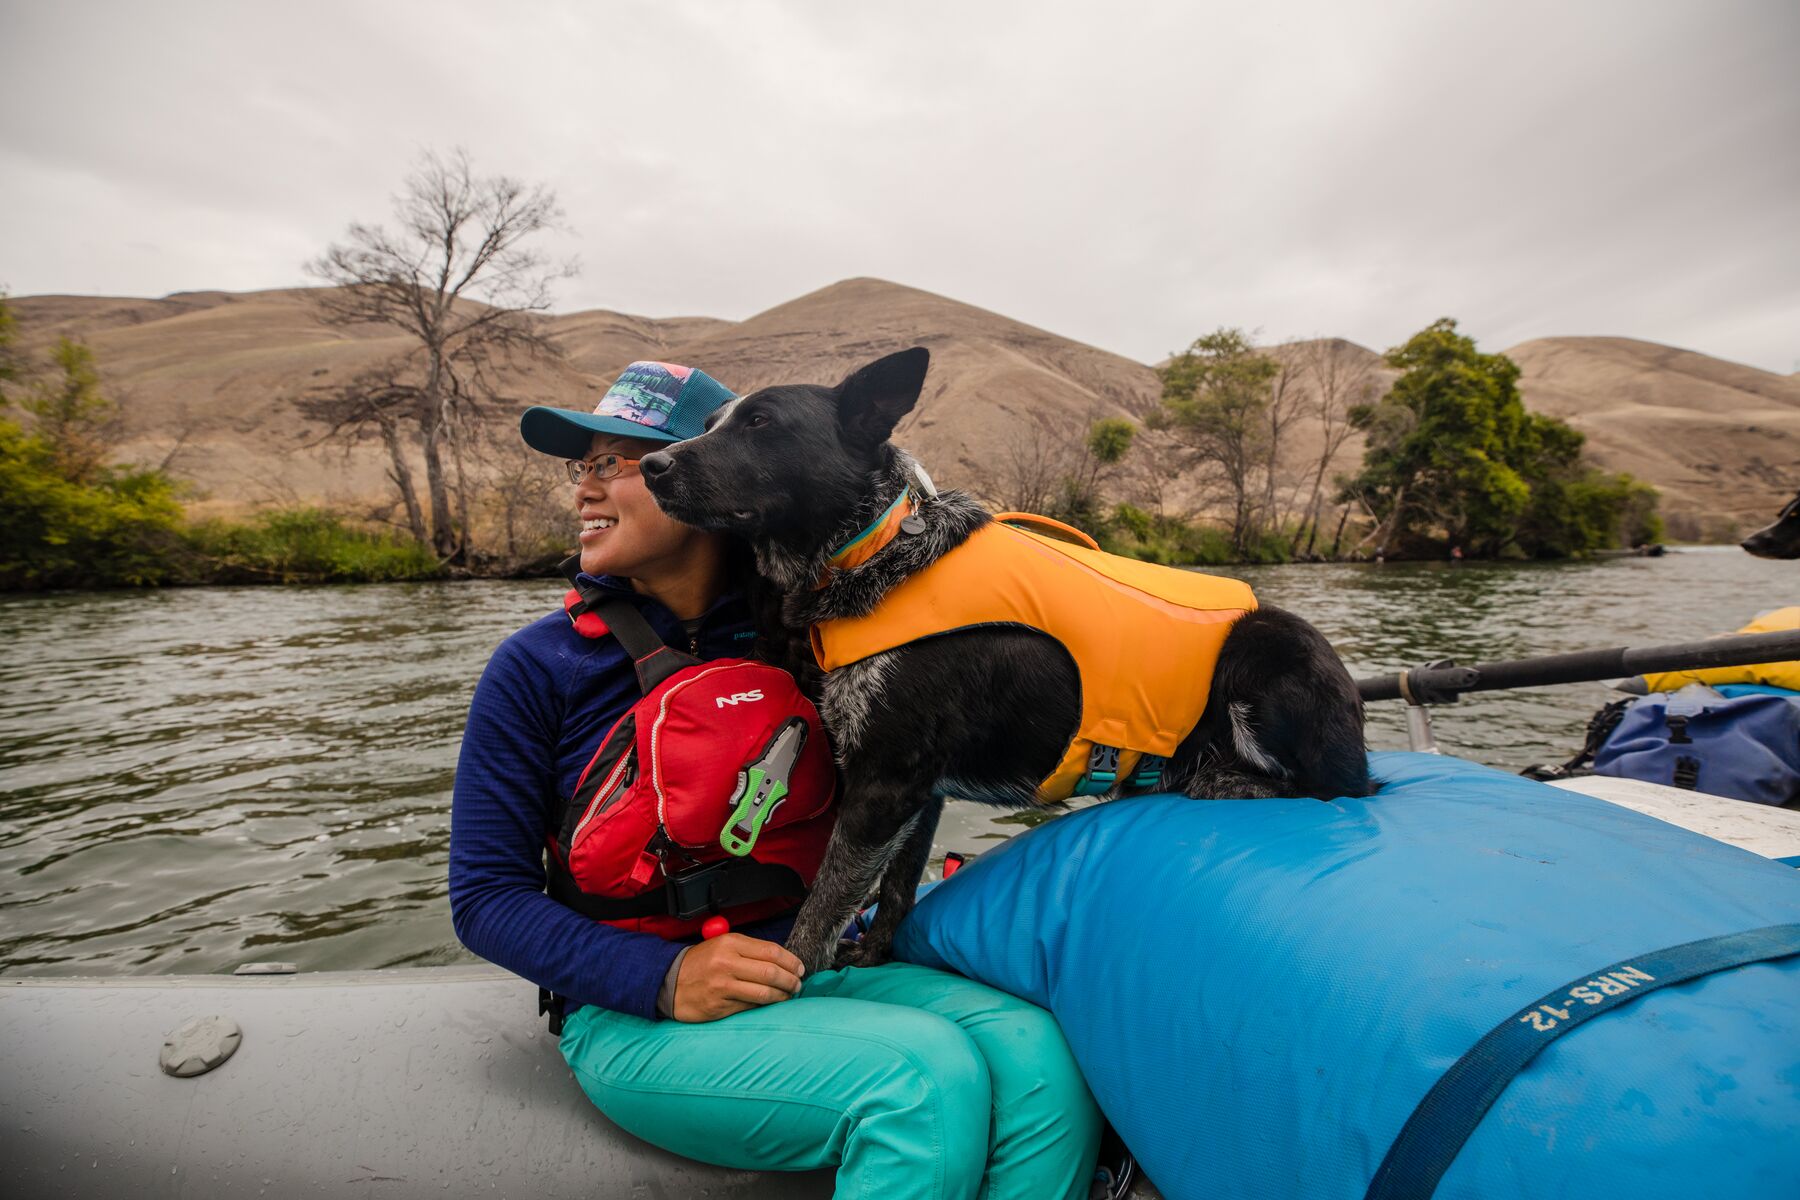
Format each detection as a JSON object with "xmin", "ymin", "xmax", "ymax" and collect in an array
[{"xmin": 639, "ymin": 451, "xmax": 674, "ymax": 480}]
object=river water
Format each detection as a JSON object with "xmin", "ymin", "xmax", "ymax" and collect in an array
[{"xmin": 0, "ymin": 548, "xmax": 1790, "ymax": 978}]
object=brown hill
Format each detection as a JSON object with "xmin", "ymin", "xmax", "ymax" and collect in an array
[
  {"xmin": 1503, "ymin": 337, "xmax": 1800, "ymax": 537},
  {"xmin": 546, "ymin": 310, "xmax": 736, "ymax": 377},
  {"xmin": 7, "ymin": 278, "xmax": 1166, "ymax": 514},
  {"xmin": 9, "ymin": 288, "xmax": 631, "ymax": 513},
  {"xmin": 652, "ymin": 277, "xmax": 1163, "ymax": 485},
  {"xmin": 7, "ymin": 282, "xmax": 1792, "ymax": 538}
]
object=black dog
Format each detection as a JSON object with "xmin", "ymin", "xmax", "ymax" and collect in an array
[
  {"xmin": 643, "ymin": 348, "xmax": 1372, "ymax": 974},
  {"xmin": 1742, "ymin": 490, "xmax": 1800, "ymax": 559}
]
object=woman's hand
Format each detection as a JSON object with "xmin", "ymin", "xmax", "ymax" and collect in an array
[{"xmin": 672, "ymin": 934, "xmax": 806, "ymax": 1022}]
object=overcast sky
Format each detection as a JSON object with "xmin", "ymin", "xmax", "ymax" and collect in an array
[{"xmin": 2, "ymin": 0, "xmax": 1796, "ymax": 372}]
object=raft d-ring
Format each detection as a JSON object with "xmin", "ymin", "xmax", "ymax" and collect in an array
[{"xmin": 159, "ymin": 1014, "xmax": 243, "ymax": 1078}]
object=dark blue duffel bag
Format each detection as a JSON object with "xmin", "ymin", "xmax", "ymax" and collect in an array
[{"xmin": 1594, "ymin": 684, "xmax": 1800, "ymax": 805}]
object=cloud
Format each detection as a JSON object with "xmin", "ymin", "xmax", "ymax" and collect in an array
[{"xmin": 2, "ymin": 0, "xmax": 1796, "ymax": 372}]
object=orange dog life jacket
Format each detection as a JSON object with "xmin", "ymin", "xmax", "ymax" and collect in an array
[{"xmin": 810, "ymin": 517, "xmax": 1257, "ymax": 803}]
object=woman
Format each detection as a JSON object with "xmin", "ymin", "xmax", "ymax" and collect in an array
[{"xmin": 449, "ymin": 361, "xmax": 1101, "ymax": 1200}]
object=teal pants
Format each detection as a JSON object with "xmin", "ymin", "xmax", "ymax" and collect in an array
[{"xmin": 560, "ymin": 961, "xmax": 1101, "ymax": 1200}]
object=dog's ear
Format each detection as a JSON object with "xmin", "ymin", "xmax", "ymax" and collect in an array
[{"xmin": 836, "ymin": 347, "xmax": 930, "ymax": 449}]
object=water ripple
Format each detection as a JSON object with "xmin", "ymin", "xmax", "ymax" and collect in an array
[{"xmin": 0, "ymin": 551, "xmax": 1790, "ymax": 977}]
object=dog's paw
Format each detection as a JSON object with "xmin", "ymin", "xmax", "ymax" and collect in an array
[{"xmin": 833, "ymin": 937, "xmax": 894, "ymax": 970}]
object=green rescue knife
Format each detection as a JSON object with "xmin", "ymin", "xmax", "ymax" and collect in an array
[{"xmin": 720, "ymin": 717, "xmax": 808, "ymax": 857}]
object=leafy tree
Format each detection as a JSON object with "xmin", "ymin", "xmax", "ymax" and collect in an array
[
  {"xmin": 0, "ymin": 292, "xmax": 22, "ymax": 406},
  {"xmin": 1341, "ymin": 318, "xmax": 1658, "ymax": 557},
  {"xmin": 1339, "ymin": 319, "xmax": 1528, "ymax": 555},
  {"xmin": 1150, "ymin": 328, "xmax": 1281, "ymax": 554},
  {"xmin": 0, "ymin": 417, "xmax": 185, "ymax": 588},
  {"xmin": 21, "ymin": 337, "xmax": 113, "ymax": 484},
  {"xmin": 0, "ymin": 323, "xmax": 185, "ymax": 588},
  {"xmin": 305, "ymin": 148, "xmax": 572, "ymax": 560},
  {"xmin": 1517, "ymin": 466, "xmax": 1662, "ymax": 557},
  {"xmin": 1087, "ymin": 416, "xmax": 1135, "ymax": 463}
]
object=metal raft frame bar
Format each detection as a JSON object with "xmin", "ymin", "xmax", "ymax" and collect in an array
[{"xmin": 1353, "ymin": 629, "xmax": 1800, "ymax": 753}]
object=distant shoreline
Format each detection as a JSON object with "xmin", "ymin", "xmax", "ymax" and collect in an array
[{"xmin": 10, "ymin": 543, "xmax": 1760, "ymax": 598}]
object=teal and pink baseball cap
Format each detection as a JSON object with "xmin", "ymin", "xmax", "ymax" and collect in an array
[{"xmin": 520, "ymin": 361, "xmax": 736, "ymax": 458}]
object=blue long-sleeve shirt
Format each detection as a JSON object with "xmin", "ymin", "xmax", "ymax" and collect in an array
[{"xmin": 448, "ymin": 575, "xmax": 788, "ymax": 1019}]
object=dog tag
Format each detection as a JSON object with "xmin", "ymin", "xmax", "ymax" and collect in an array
[{"xmin": 900, "ymin": 515, "xmax": 926, "ymax": 536}]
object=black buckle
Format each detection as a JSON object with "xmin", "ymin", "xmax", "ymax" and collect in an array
[
  {"xmin": 1673, "ymin": 755, "xmax": 1701, "ymax": 790},
  {"xmin": 1129, "ymin": 754, "xmax": 1166, "ymax": 791},
  {"xmin": 539, "ymin": 986, "xmax": 566, "ymax": 1036},
  {"xmin": 1666, "ymin": 714, "xmax": 1693, "ymax": 745},
  {"xmin": 664, "ymin": 859, "xmax": 731, "ymax": 922},
  {"xmin": 1074, "ymin": 744, "xmax": 1122, "ymax": 797},
  {"xmin": 1088, "ymin": 744, "xmax": 1120, "ymax": 782}
]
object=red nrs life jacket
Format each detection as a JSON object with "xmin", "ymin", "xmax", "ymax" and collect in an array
[{"xmin": 545, "ymin": 576, "xmax": 837, "ymax": 941}]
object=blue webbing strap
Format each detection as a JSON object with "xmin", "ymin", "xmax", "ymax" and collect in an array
[{"xmin": 1365, "ymin": 922, "xmax": 1800, "ymax": 1200}]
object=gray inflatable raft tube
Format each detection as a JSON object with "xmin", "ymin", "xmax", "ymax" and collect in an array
[
  {"xmin": 1, "ymin": 965, "xmax": 836, "ymax": 1199},
  {"xmin": 5, "ymin": 777, "xmax": 1783, "ymax": 1198}
]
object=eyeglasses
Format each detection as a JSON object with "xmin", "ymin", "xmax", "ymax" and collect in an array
[{"xmin": 565, "ymin": 453, "xmax": 641, "ymax": 485}]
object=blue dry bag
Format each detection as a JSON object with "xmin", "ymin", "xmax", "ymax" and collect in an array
[
  {"xmin": 1593, "ymin": 684, "xmax": 1800, "ymax": 805},
  {"xmin": 894, "ymin": 752, "xmax": 1800, "ymax": 1200}
]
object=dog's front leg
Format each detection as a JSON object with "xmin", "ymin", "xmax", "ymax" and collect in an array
[
  {"xmin": 839, "ymin": 792, "xmax": 943, "ymax": 969},
  {"xmin": 785, "ymin": 783, "xmax": 927, "ymax": 978}
]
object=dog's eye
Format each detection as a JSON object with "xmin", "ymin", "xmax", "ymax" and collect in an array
[{"xmin": 745, "ymin": 411, "xmax": 770, "ymax": 429}]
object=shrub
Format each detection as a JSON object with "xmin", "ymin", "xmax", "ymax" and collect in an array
[
  {"xmin": 0, "ymin": 417, "xmax": 187, "ymax": 589},
  {"xmin": 1099, "ymin": 504, "xmax": 1246, "ymax": 565},
  {"xmin": 182, "ymin": 508, "xmax": 444, "ymax": 584}
]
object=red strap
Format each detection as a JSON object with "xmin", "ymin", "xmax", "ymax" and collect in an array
[{"xmin": 628, "ymin": 850, "xmax": 660, "ymax": 888}]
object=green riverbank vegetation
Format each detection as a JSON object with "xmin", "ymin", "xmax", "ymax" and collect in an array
[
  {"xmin": 1, "ymin": 296, "xmax": 456, "ymax": 590},
  {"xmin": 994, "ymin": 320, "xmax": 1659, "ymax": 565},
  {"xmin": 1339, "ymin": 319, "xmax": 1661, "ymax": 560}
]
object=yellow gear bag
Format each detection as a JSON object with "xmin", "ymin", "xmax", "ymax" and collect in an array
[
  {"xmin": 1639, "ymin": 605, "xmax": 1800, "ymax": 693},
  {"xmin": 811, "ymin": 517, "xmax": 1256, "ymax": 803}
]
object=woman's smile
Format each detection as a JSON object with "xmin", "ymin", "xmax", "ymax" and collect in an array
[{"xmin": 574, "ymin": 436, "xmax": 719, "ymax": 582}]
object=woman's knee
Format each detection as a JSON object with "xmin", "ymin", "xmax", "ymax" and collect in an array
[
  {"xmin": 824, "ymin": 1009, "xmax": 993, "ymax": 1198},
  {"xmin": 973, "ymin": 1002, "xmax": 1101, "ymax": 1200},
  {"xmin": 984, "ymin": 999, "xmax": 1087, "ymax": 1090},
  {"xmin": 868, "ymin": 1007, "xmax": 993, "ymax": 1116},
  {"xmin": 981, "ymin": 1000, "xmax": 1100, "ymax": 1136}
]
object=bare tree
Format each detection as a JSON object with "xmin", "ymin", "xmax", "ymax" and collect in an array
[
  {"xmin": 306, "ymin": 148, "xmax": 573, "ymax": 560},
  {"xmin": 474, "ymin": 420, "xmax": 575, "ymax": 569},
  {"xmin": 146, "ymin": 397, "xmax": 204, "ymax": 475},
  {"xmin": 1258, "ymin": 348, "xmax": 1309, "ymax": 533},
  {"xmin": 1293, "ymin": 339, "xmax": 1377, "ymax": 558},
  {"xmin": 990, "ymin": 411, "xmax": 1135, "ymax": 531},
  {"xmin": 993, "ymin": 419, "xmax": 1074, "ymax": 514},
  {"xmin": 297, "ymin": 360, "xmax": 431, "ymax": 541},
  {"xmin": 1062, "ymin": 414, "xmax": 1135, "ymax": 526},
  {"xmin": 1119, "ymin": 429, "xmax": 1167, "ymax": 517}
]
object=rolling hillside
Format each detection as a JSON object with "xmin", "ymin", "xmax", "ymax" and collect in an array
[
  {"xmin": 1501, "ymin": 337, "xmax": 1800, "ymax": 536},
  {"xmin": 7, "ymin": 281, "xmax": 1793, "ymax": 536}
]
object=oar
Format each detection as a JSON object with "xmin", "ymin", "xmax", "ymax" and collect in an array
[{"xmin": 1357, "ymin": 629, "xmax": 1800, "ymax": 705}]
